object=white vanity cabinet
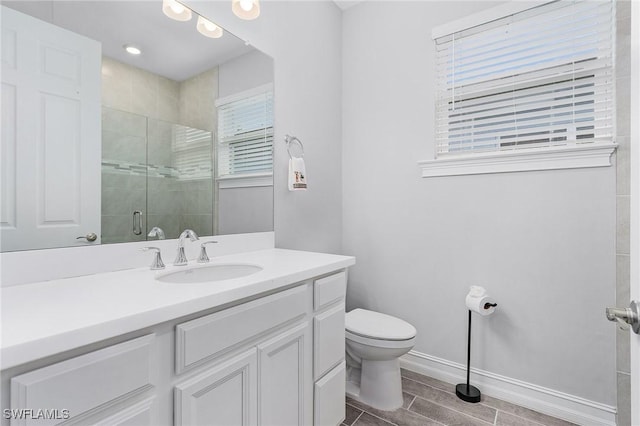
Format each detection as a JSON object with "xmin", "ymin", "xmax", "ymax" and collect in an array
[
  {"xmin": 8, "ymin": 335, "xmax": 157, "ymax": 426},
  {"xmin": 2, "ymin": 268, "xmax": 349, "ymax": 426},
  {"xmin": 312, "ymin": 272, "xmax": 347, "ymax": 426},
  {"xmin": 173, "ymin": 285, "xmax": 313, "ymax": 426}
]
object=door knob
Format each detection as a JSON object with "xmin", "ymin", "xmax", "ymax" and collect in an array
[
  {"xmin": 606, "ymin": 301, "xmax": 640, "ymax": 334},
  {"xmin": 76, "ymin": 233, "xmax": 98, "ymax": 242}
]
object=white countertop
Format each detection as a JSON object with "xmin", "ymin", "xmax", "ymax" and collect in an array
[{"xmin": 1, "ymin": 248, "xmax": 355, "ymax": 370}]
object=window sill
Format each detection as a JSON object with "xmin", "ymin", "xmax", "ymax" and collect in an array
[
  {"xmin": 218, "ymin": 173, "xmax": 273, "ymax": 189},
  {"xmin": 417, "ymin": 144, "xmax": 617, "ymax": 178}
]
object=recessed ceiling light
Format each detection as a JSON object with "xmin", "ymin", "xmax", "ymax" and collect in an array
[
  {"xmin": 232, "ymin": 0, "xmax": 260, "ymax": 20},
  {"xmin": 162, "ymin": 0, "xmax": 192, "ymax": 21},
  {"xmin": 196, "ymin": 16, "xmax": 223, "ymax": 39},
  {"xmin": 123, "ymin": 44, "xmax": 142, "ymax": 55}
]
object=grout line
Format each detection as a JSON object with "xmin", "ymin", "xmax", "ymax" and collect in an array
[
  {"xmin": 403, "ymin": 404, "xmax": 447, "ymax": 426},
  {"xmin": 406, "ymin": 395, "xmax": 417, "ymax": 410},
  {"xmin": 494, "ymin": 409, "xmax": 498, "ymax": 425},
  {"xmin": 351, "ymin": 409, "xmax": 364, "ymax": 426},
  {"xmin": 412, "ymin": 394, "xmax": 495, "ymax": 426},
  {"xmin": 361, "ymin": 409, "xmax": 398, "ymax": 426}
]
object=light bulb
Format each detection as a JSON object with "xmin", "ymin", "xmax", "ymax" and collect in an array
[
  {"xmin": 162, "ymin": 0, "xmax": 192, "ymax": 21},
  {"xmin": 170, "ymin": 2, "xmax": 184, "ymax": 14},
  {"xmin": 240, "ymin": 0, "xmax": 253, "ymax": 12},
  {"xmin": 232, "ymin": 0, "xmax": 260, "ymax": 20},
  {"xmin": 197, "ymin": 15, "xmax": 223, "ymax": 38},
  {"xmin": 123, "ymin": 44, "xmax": 141, "ymax": 55}
]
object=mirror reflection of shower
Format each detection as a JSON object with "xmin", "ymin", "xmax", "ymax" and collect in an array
[{"xmin": 101, "ymin": 106, "xmax": 214, "ymax": 244}]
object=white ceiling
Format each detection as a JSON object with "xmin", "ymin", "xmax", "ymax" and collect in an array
[
  {"xmin": 333, "ymin": 0, "xmax": 366, "ymax": 11},
  {"xmin": 3, "ymin": 1, "xmax": 255, "ymax": 81}
]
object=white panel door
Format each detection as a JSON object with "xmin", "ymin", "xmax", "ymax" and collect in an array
[
  {"xmin": 258, "ymin": 322, "xmax": 312, "ymax": 426},
  {"xmin": 0, "ymin": 6, "xmax": 101, "ymax": 251}
]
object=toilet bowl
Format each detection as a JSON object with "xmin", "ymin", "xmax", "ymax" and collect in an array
[{"xmin": 345, "ymin": 308, "xmax": 416, "ymax": 410}]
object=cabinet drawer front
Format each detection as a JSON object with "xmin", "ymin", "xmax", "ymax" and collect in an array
[
  {"xmin": 314, "ymin": 303, "xmax": 345, "ymax": 380},
  {"xmin": 176, "ymin": 285, "xmax": 308, "ymax": 374},
  {"xmin": 314, "ymin": 272, "xmax": 346, "ymax": 311},
  {"xmin": 314, "ymin": 362, "xmax": 346, "ymax": 426},
  {"xmin": 10, "ymin": 334, "xmax": 155, "ymax": 426}
]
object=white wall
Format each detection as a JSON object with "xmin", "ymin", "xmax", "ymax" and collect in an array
[
  {"xmin": 187, "ymin": 0, "xmax": 343, "ymax": 254},
  {"xmin": 218, "ymin": 49, "xmax": 273, "ymax": 98},
  {"xmin": 342, "ymin": 0, "xmax": 616, "ymax": 413}
]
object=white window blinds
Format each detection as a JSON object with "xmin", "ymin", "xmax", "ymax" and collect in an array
[
  {"xmin": 172, "ymin": 125, "xmax": 213, "ymax": 180},
  {"xmin": 435, "ymin": 0, "xmax": 615, "ymax": 156},
  {"xmin": 217, "ymin": 88, "xmax": 274, "ymax": 177}
]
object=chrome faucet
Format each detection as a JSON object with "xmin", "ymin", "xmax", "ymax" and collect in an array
[
  {"xmin": 140, "ymin": 247, "xmax": 165, "ymax": 270},
  {"xmin": 174, "ymin": 229, "xmax": 199, "ymax": 266},
  {"xmin": 148, "ymin": 226, "xmax": 165, "ymax": 240},
  {"xmin": 197, "ymin": 241, "xmax": 218, "ymax": 263}
]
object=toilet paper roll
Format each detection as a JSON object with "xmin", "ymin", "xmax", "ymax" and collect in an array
[{"xmin": 465, "ymin": 286, "xmax": 496, "ymax": 316}]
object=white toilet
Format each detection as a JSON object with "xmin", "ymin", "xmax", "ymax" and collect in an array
[{"xmin": 345, "ymin": 308, "xmax": 417, "ymax": 410}]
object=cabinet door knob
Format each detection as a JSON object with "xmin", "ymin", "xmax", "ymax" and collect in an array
[{"xmin": 76, "ymin": 233, "xmax": 98, "ymax": 242}]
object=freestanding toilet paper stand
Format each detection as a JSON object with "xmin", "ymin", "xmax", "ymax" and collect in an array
[{"xmin": 456, "ymin": 304, "xmax": 497, "ymax": 403}]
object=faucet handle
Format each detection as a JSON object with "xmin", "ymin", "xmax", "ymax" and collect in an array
[
  {"xmin": 148, "ymin": 226, "xmax": 165, "ymax": 240},
  {"xmin": 197, "ymin": 241, "xmax": 218, "ymax": 263},
  {"xmin": 141, "ymin": 247, "xmax": 165, "ymax": 270}
]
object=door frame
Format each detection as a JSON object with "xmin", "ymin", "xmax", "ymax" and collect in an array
[{"xmin": 628, "ymin": 0, "xmax": 639, "ymax": 424}]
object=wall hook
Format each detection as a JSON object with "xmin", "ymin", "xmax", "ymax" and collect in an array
[{"xmin": 285, "ymin": 135, "xmax": 304, "ymax": 159}]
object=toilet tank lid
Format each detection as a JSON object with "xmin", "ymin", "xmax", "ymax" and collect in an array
[{"xmin": 345, "ymin": 309, "xmax": 416, "ymax": 341}]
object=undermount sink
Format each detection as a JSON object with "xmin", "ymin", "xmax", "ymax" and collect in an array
[{"xmin": 156, "ymin": 263, "xmax": 263, "ymax": 284}]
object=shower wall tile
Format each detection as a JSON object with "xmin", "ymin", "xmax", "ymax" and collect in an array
[
  {"xmin": 147, "ymin": 214, "xmax": 180, "ymax": 240},
  {"xmin": 101, "ymin": 56, "xmax": 180, "ymax": 123},
  {"xmin": 616, "ymin": 77, "xmax": 631, "ymax": 138},
  {"xmin": 616, "ymin": 372, "xmax": 631, "ymax": 426},
  {"xmin": 616, "ymin": 328, "xmax": 630, "ymax": 374},
  {"xmin": 616, "ymin": 7, "xmax": 631, "ymax": 79},
  {"xmin": 617, "ymin": 196, "xmax": 630, "ymax": 255},
  {"xmin": 102, "ymin": 57, "xmax": 132, "ymax": 112},
  {"xmin": 102, "ymin": 131, "xmax": 146, "ymax": 163},
  {"xmin": 616, "ymin": 137, "xmax": 630, "ymax": 196},
  {"xmin": 179, "ymin": 67, "xmax": 219, "ymax": 133},
  {"xmin": 614, "ymin": 7, "xmax": 632, "ymax": 425}
]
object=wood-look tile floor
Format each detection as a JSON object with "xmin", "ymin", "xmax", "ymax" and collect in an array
[{"xmin": 343, "ymin": 369, "xmax": 577, "ymax": 426}]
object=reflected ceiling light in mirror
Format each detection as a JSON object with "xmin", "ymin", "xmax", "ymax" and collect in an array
[
  {"xmin": 162, "ymin": 0, "xmax": 192, "ymax": 21},
  {"xmin": 232, "ymin": 0, "xmax": 260, "ymax": 20},
  {"xmin": 123, "ymin": 44, "xmax": 142, "ymax": 55},
  {"xmin": 197, "ymin": 16, "xmax": 224, "ymax": 38}
]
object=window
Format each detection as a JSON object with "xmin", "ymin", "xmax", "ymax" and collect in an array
[
  {"xmin": 172, "ymin": 125, "xmax": 213, "ymax": 181},
  {"xmin": 420, "ymin": 0, "xmax": 616, "ymax": 177},
  {"xmin": 216, "ymin": 85, "xmax": 274, "ymax": 184}
]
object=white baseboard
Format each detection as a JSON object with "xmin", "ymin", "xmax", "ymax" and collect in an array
[{"xmin": 400, "ymin": 350, "xmax": 617, "ymax": 426}]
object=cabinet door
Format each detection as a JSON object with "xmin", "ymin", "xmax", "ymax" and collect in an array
[
  {"xmin": 314, "ymin": 362, "xmax": 346, "ymax": 426},
  {"xmin": 314, "ymin": 303, "xmax": 345, "ymax": 380},
  {"xmin": 174, "ymin": 349, "xmax": 257, "ymax": 426},
  {"xmin": 258, "ymin": 322, "xmax": 312, "ymax": 426}
]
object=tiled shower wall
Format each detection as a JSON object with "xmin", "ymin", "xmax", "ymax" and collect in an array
[
  {"xmin": 100, "ymin": 57, "xmax": 216, "ymax": 242},
  {"xmin": 615, "ymin": 1, "xmax": 631, "ymax": 424}
]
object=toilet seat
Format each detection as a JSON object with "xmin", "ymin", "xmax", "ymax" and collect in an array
[
  {"xmin": 346, "ymin": 330, "xmax": 416, "ymax": 349},
  {"xmin": 346, "ymin": 309, "xmax": 417, "ymax": 341}
]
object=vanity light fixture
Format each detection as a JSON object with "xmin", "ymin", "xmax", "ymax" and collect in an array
[
  {"xmin": 196, "ymin": 15, "xmax": 223, "ymax": 38},
  {"xmin": 232, "ymin": 0, "xmax": 260, "ymax": 20},
  {"xmin": 162, "ymin": 0, "xmax": 192, "ymax": 21},
  {"xmin": 123, "ymin": 44, "xmax": 142, "ymax": 55}
]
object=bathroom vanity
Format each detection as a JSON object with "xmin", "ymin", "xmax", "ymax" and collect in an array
[{"xmin": 0, "ymin": 249, "xmax": 354, "ymax": 426}]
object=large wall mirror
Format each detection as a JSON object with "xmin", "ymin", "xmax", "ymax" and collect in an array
[{"xmin": 1, "ymin": 1, "xmax": 274, "ymax": 252}]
